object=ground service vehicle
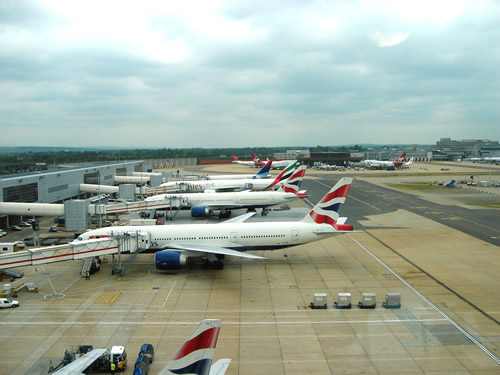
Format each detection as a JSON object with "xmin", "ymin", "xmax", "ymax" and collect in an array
[
  {"xmin": 111, "ymin": 346, "xmax": 127, "ymax": 371},
  {"xmin": 139, "ymin": 344, "xmax": 154, "ymax": 363},
  {"xmin": 0, "ymin": 298, "xmax": 19, "ymax": 308}
]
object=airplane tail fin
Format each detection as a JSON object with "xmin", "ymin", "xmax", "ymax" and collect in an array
[
  {"xmin": 231, "ymin": 155, "xmax": 239, "ymax": 161},
  {"xmin": 479, "ymin": 151, "xmax": 484, "ymax": 157},
  {"xmin": 302, "ymin": 177, "xmax": 353, "ymax": 231},
  {"xmin": 278, "ymin": 165, "xmax": 307, "ymax": 197},
  {"xmin": 263, "ymin": 160, "xmax": 298, "ymax": 190},
  {"xmin": 254, "ymin": 160, "xmax": 272, "ymax": 179},
  {"xmin": 252, "ymin": 154, "xmax": 264, "ymax": 166},
  {"xmin": 159, "ymin": 319, "xmax": 221, "ymax": 375}
]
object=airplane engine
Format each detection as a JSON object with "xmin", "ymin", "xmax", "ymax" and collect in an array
[
  {"xmin": 155, "ymin": 251, "xmax": 187, "ymax": 270},
  {"xmin": 191, "ymin": 206, "xmax": 212, "ymax": 217}
]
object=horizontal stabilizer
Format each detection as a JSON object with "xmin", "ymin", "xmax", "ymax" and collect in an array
[
  {"xmin": 222, "ymin": 212, "xmax": 256, "ymax": 223},
  {"xmin": 210, "ymin": 359, "xmax": 232, "ymax": 375}
]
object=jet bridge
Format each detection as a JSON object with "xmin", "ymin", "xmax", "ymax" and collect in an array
[{"xmin": 0, "ymin": 231, "xmax": 152, "ymax": 275}]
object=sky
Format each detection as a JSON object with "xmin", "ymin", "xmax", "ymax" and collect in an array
[{"xmin": 1, "ymin": 0, "xmax": 499, "ymax": 148}]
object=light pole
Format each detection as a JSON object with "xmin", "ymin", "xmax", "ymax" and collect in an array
[{"xmin": 98, "ymin": 170, "xmax": 102, "ymax": 227}]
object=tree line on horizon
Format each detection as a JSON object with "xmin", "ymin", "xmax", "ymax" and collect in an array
[{"xmin": 0, "ymin": 145, "xmax": 367, "ymax": 175}]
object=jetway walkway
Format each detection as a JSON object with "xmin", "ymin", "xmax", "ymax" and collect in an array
[{"xmin": 0, "ymin": 231, "xmax": 152, "ymax": 274}]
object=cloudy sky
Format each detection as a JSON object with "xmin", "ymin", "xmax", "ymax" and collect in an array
[{"xmin": 1, "ymin": 0, "xmax": 499, "ymax": 148}]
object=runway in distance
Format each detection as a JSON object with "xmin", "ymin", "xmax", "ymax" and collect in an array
[
  {"xmin": 159, "ymin": 161, "xmax": 298, "ymax": 193},
  {"xmin": 145, "ymin": 165, "xmax": 307, "ymax": 218},
  {"xmin": 76, "ymin": 177, "xmax": 353, "ymax": 271},
  {"xmin": 159, "ymin": 319, "xmax": 230, "ymax": 375}
]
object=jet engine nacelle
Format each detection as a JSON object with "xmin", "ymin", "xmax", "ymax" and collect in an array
[
  {"xmin": 155, "ymin": 251, "xmax": 187, "ymax": 270},
  {"xmin": 191, "ymin": 206, "xmax": 212, "ymax": 217}
]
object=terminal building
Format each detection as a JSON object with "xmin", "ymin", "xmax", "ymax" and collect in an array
[{"xmin": 0, "ymin": 158, "xmax": 196, "ymax": 231}]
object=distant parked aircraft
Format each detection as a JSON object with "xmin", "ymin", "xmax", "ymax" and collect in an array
[
  {"xmin": 252, "ymin": 154, "xmax": 296, "ymax": 169},
  {"xmin": 231, "ymin": 154, "xmax": 256, "ymax": 167}
]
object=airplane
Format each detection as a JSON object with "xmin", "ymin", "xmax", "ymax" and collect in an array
[
  {"xmin": 355, "ymin": 152, "xmax": 406, "ymax": 170},
  {"xmin": 52, "ymin": 348, "xmax": 107, "ymax": 375},
  {"xmin": 158, "ymin": 319, "xmax": 230, "ymax": 375},
  {"xmin": 145, "ymin": 165, "xmax": 307, "ymax": 218},
  {"xmin": 252, "ymin": 154, "xmax": 296, "ymax": 169},
  {"xmin": 231, "ymin": 154, "xmax": 256, "ymax": 167},
  {"xmin": 159, "ymin": 161, "xmax": 298, "ymax": 193},
  {"xmin": 75, "ymin": 177, "xmax": 353, "ymax": 271},
  {"xmin": 470, "ymin": 151, "xmax": 500, "ymax": 164},
  {"xmin": 401, "ymin": 157, "xmax": 414, "ymax": 169},
  {"xmin": 206, "ymin": 160, "xmax": 271, "ymax": 180}
]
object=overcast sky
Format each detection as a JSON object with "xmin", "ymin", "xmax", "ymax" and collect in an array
[{"xmin": 1, "ymin": 0, "xmax": 499, "ymax": 148}]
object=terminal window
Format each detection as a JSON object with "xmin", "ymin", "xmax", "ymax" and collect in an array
[{"xmin": 3, "ymin": 183, "xmax": 38, "ymax": 203}]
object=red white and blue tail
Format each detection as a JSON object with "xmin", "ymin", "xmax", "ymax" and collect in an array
[
  {"xmin": 263, "ymin": 160, "xmax": 298, "ymax": 190},
  {"xmin": 159, "ymin": 319, "xmax": 221, "ymax": 375},
  {"xmin": 302, "ymin": 177, "xmax": 353, "ymax": 231},
  {"xmin": 278, "ymin": 165, "xmax": 307, "ymax": 198}
]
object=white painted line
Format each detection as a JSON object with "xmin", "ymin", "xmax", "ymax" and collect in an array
[
  {"xmin": 0, "ymin": 318, "xmax": 447, "ymax": 326},
  {"xmin": 349, "ymin": 235, "xmax": 500, "ymax": 365}
]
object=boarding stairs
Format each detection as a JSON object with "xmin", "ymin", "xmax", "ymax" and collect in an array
[{"xmin": 81, "ymin": 257, "xmax": 93, "ymax": 277}]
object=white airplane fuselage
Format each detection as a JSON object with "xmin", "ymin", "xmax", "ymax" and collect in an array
[
  {"xmin": 160, "ymin": 178, "xmax": 279, "ymax": 192},
  {"xmin": 79, "ymin": 221, "xmax": 338, "ymax": 252},
  {"xmin": 207, "ymin": 174, "xmax": 270, "ymax": 180},
  {"xmin": 146, "ymin": 191, "xmax": 299, "ymax": 210}
]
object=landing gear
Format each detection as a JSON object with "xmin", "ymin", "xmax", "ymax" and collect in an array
[
  {"xmin": 261, "ymin": 208, "xmax": 269, "ymax": 216},
  {"xmin": 219, "ymin": 209, "xmax": 231, "ymax": 218}
]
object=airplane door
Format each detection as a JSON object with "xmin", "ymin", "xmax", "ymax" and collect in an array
[
  {"xmin": 231, "ymin": 232, "xmax": 237, "ymax": 243},
  {"xmin": 292, "ymin": 230, "xmax": 299, "ymax": 241}
]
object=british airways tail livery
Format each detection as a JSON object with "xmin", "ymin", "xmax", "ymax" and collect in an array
[
  {"xmin": 278, "ymin": 164, "xmax": 307, "ymax": 197},
  {"xmin": 159, "ymin": 319, "xmax": 230, "ymax": 375}
]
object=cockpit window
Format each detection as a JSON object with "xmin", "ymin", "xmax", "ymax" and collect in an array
[{"xmin": 76, "ymin": 236, "xmax": 83, "ymax": 241}]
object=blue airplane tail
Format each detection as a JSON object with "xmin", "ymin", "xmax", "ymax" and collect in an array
[{"xmin": 253, "ymin": 160, "xmax": 272, "ymax": 179}]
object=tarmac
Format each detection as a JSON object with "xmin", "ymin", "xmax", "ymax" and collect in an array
[{"xmin": 0, "ymin": 161, "xmax": 499, "ymax": 374}]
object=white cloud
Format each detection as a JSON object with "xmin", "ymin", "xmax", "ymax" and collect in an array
[{"xmin": 373, "ymin": 31, "xmax": 409, "ymax": 47}]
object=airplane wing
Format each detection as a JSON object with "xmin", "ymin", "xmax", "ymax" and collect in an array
[
  {"xmin": 163, "ymin": 243, "xmax": 266, "ymax": 259},
  {"xmin": 222, "ymin": 212, "xmax": 256, "ymax": 223},
  {"xmin": 210, "ymin": 359, "xmax": 232, "ymax": 375},
  {"xmin": 52, "ymin": 348, "xmax": 107, "ymax": 375}
]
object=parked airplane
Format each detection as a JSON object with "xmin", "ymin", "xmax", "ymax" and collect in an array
[
  {"xmin": 52, "ymin": 348, "xmax": 107, "ymax": 375},
  {"xmin": 252, "ymin": 154, "xmax": 296, "ymax": 169},
  {"xmin": 470, "ymin": 151, "xmax": 500, "ymax": 164},
  {"xmin": 159, "ymin": 161, "xmax": 297, "ymax": 193},
  {"xmin": 146, "ymin": 166, "xmax": 307, "ymax": 218},
  {"xmin": 75, "ymin": 177, "xmax": 353, "ymax": 271},
  {"xmin": 207, "ymin": 160, "xmax": 271, "ymax": 180},
  {"xmin": 231, "ymin": 154, "xmax": 256, "ymax": 167},
  {"xmin": 159, "ymin": 319, "xmax": 230, "ymax": 375},
  {"xmin": 401, "ymin": 157, "xmax": 414, "ymax": 169},
  {"xmin": 355, "ymin": 152, "xmax": 406, "ymax": 169}
]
